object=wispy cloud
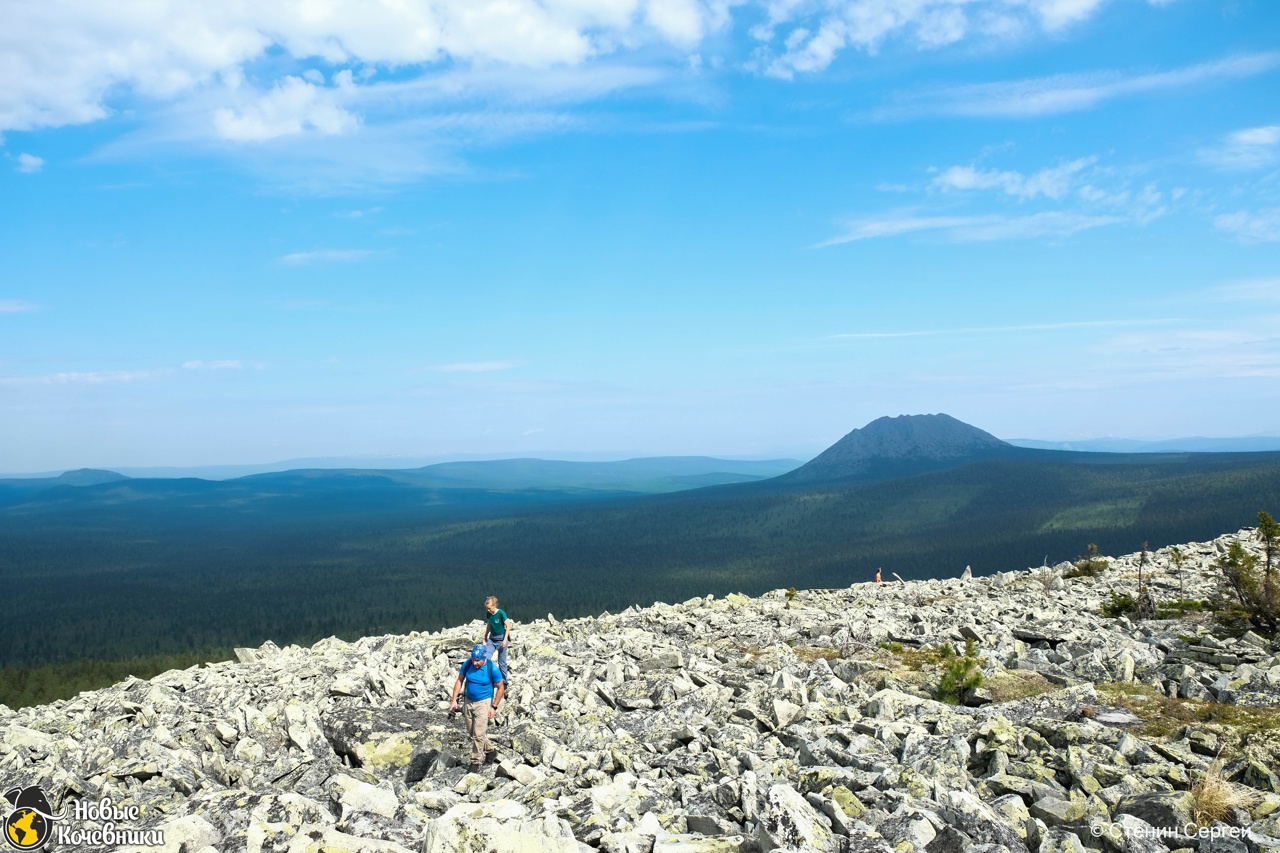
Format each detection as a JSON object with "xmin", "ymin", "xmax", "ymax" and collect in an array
[
  {"xmin": 831, "ymin": 319, "xmax": 1182, "ymax": 340},
  {"xmin": 0, "ymin": 300, "xmax": 39, "ymax": 313},
  {"xmin": 0, "ymin": 370, "xmax": 159, "ymax": 387},
  {"xmin": 1200, "ymin": 125, "xmax": 1280, "ymax": 170},
  {"xmin": 875, "ymin": 53, "xmax": 1280, "ymax": 120},
  {"xmin": 279, "ymin": 249, "xmax": 375, "ymax": 265},
  {"xmin": 422, "ymin": 361, "xmax": 522, "ymax": 373},
  {"xmin": 932, "ymin": 158, "xmax": 1095, "ymax": 200},
  {"xmin": 1206, "ymin": 279, "xmax": 1280, "ymax": 303},
  {"xmin": 15, "ymin": 153, "xmax": 44, "ymax": 173},
  {"xmin": 1215, "ymin": 209, "xmax": 1280, "ymax": 243},
  {"xmin": 183, "ymin": 360, "xmax": 245, "ymax": 370},
  {"xmin": 755, "ymin": 0, "xmax": 1119, "ymax": 80},
  {"xmin": 818, "ymin": 210, "xmax": 1124, "ymax": 245}
]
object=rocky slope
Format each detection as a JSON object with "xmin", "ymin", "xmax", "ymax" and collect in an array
[{"xmin": 3, "ymin": 532, "xmax": 1280, "ymax": 853}]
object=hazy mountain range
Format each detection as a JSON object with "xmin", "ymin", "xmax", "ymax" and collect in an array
[
  {"xmin": 4, "ymin": 425, "xmax": 1279, "ymax": 481},
  {"xmin": 3, "ymin": 413, "xmax": 1279, "ymax": 673},
  {"xmin": 1006, "ymin": 436, "xmax": 1280, "ymax": 453}
]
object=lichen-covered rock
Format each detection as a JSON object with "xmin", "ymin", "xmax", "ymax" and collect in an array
[
  {"xmin": 1115, "ymin": 792, "xmax": 1196, "ymax": 832},
  {"xmin": 421, "ymin": 800, "xmax": 582, "ymax": 853},
  {"xmin": 1, "ymin": 530, "xmax": 1276, "ymax": 853}
]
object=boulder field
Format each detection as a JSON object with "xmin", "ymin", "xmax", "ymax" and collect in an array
[{"xmin": 2, "ymin": 531, "xmax": 1279, "ymax": 853}]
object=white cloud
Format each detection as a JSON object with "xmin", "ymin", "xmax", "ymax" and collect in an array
[
  {"xmin": 1029, "ymin": 0, "xmax": 1108, "ymax": 31},
  {"xmin": 15, "ymin": 153, "xmax": 44, "ymax": 173},
  {"xmin": 645, "ymin": 0, "xmax": 709, "ymax": 45},
  {"xmin": 213, "ymin": 74, "xmax": 359, "ymax": 142},
  {"xmin": 819, "ymin": 210, "xmax": 1124, "ymax": 245},
  {"xmin": 1215, "ymin": 209, "xmax": 1280, "ymax": 243},
  {"xmin": 875, "ymin": 53, "xmax": 1280, "ymax": 119},
  {"xmin": 758, "ymin": 0, "xmax": 1148, "ymax": 79},
  {"xmin": 425, "ymin": 361, "xmax": 522, "ymax": 373},
  {"xmin": 932, "ymin": 157, "xmax": 1094, "ymax": 200},
  {"xmin": 279, "ymin": 249, "xmax": 374, "ymax": 265},
  {"xmin": 0, "ymin": 0, "xmax": 679, "ymax": 136},
  {"xmin": 0, "ymin": 0, "xmax": 1152, "ymax": 138},
  {"xmin": 0, "ymin": 300, "xmax": 38, "ymax": 313},
  {"xmin": 1201, "ymin": 125, "xmax": 1280, "ymax": 170}
]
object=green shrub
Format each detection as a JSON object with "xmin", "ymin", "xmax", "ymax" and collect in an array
[
  {"xmin": 1101, "ymin": 591, "xmax": 1138, "ymax": 618},
  {"xmin": 1156, "ymin": 599, "xmax": 1210, "ymax": 619},
  {"xmin": 1216, "ymin": 539, "xmax": 1279, "ymax": 636},
  {"xmin": 936, "ymin": 638, "xmax": 983, "ymax": 705},
  {"xmin": 1065, "ymin": 544, "xmax": 1110, "ymax": 579}
]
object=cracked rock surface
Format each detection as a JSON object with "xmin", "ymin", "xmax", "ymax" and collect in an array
[{"xmin": 2, "ymin": 530, "xmax": 1279, "ymax": 853}]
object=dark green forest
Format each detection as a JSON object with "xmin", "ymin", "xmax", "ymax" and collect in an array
[{"xmin": 3, "ymin": 451, "xmax": 1279, "ymax": 708}]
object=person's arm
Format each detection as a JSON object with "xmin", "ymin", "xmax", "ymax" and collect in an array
[
  {"xmin": 501, "ymin": 616, "xmax": 511, "ymax": 648},
  {"xmin": 449, "ymin": 673, "xmax": 464, "ymax": 710},
  {"xmin": 489, "ymin": 679, "xmax": 505, "ymax": 717}
]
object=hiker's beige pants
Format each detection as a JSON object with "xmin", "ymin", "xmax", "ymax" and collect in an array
[{"xmin": 461, "ymin": 698, "xmax": 493, "ymax": 764}]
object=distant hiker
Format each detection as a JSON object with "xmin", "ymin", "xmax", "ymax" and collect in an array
[
  {"xmin": 484, "ymin": 595, "xmax": 512, "ymax": 682},
  {"xmin": 449, "ymin": 644, "xmax": 505, "ymax": 769},
  {"xmin": 874, "ymin": 567, "xmax": 882, "ymax": 584}
]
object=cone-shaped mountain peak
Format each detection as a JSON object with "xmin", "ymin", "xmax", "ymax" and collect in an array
[{"xmin": 782, "ymin": 413, "xmax": 1013, "ymax": 483}]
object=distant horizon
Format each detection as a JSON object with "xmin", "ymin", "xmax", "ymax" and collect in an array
[{"xmin": 7, "ymin": 424, "xmax": 1280, "ymax": 479}]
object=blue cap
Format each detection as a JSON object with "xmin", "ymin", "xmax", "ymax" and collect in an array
[{"xmin": 471, "ymin": 644, "xmax": 487, "ymax": 661}]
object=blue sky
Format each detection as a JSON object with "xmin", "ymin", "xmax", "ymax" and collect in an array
[{"xmin": 2, "ymin": 0, "xmax": 1279, "ymax": 472}]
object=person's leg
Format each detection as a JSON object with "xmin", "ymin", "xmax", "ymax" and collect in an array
[
  {"xmin": 473, "ymin": 699, "xmax": 492, "ymax": 757},
  {"xmin": 496, "ymin": 641, "xmax": 509, "ymax": 681},
  {"xmin": 484, "ymin": 638, "xmax": 499, "ymax": 662},
  {"xmin": 462, "ymin": 700, "xmax": 484, "ymax": 765}
]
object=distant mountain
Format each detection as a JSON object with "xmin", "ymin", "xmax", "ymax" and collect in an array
[
  {"xmin": 0, "ymin": 457, "xmax": 801, "ymax": 511},
  {"xmin": 0, "ymin": 468, "xmax": 129, "ymax": 494},
  {"xmin": 780, "ymin": 413, "xmax": 1018, "ymax": 484},
  {"xmin": 56, "ymin": 468, "xmax": 131, "ymax": 486},
  {"xmin": 1009, "ymin": 436, "xmax": 1280, "ymax": 453},
  {"xmin": 387, "ymin": 456, "xmax": 800, "ymax": 492}
]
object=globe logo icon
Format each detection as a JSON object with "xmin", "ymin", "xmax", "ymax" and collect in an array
[{"xmin": 4, "ymin": 808, "xmax": 49, "ymax": 850}]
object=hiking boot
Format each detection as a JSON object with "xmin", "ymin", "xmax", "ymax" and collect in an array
[{"xmin": 484, "ymin": 749, "xmax": 498, "ymax": 765}]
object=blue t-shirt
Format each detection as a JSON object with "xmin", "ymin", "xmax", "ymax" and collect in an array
[{"xmin": 458, "ymin": 660, "xmax": 503, "ymax": 701}]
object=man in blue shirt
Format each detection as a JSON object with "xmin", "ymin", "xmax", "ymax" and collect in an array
[{"xmin": 448, "ymin": 644, "xmax": 505, "ymax": 768}]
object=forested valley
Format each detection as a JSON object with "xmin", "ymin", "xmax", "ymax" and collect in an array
[{"xmin": 4, "ymin": 451, "xmax": 1280, "ymax": 707}]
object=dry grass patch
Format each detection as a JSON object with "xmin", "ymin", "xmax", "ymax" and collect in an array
[
  {"xmin": 1192, "ymin": 761, "xmax": 1258, "ymax": 827},
  {"xmin": 1095, "ymin": 682, "xmax": 1280, "ymax": 752},
  {"xmin": 982, "ymin": 671, "xmax": 1057, "ymax": 704},
  {"xmin": 877, "ymin": 642, "xmax": 952, "ymax": 672},
  {"xmin": 790, "ymin": 644, "xmax": 841, "ymax": 663}
]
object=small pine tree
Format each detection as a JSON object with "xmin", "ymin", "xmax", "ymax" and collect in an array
[
  {"xmin": 1170, "ymin": 546, "xmax": 1187, "ymax": 600},
  {"xmin": 1258, "ymin": 511, "xmax": 1279, "ymax": 581},
  {"xmin": 1216, "ymin": 540, "xmax": 1279, "ymax": 635},
  {"xmin": 936, "ymin": 638, "xmax": 983, "ymax": 704}
]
